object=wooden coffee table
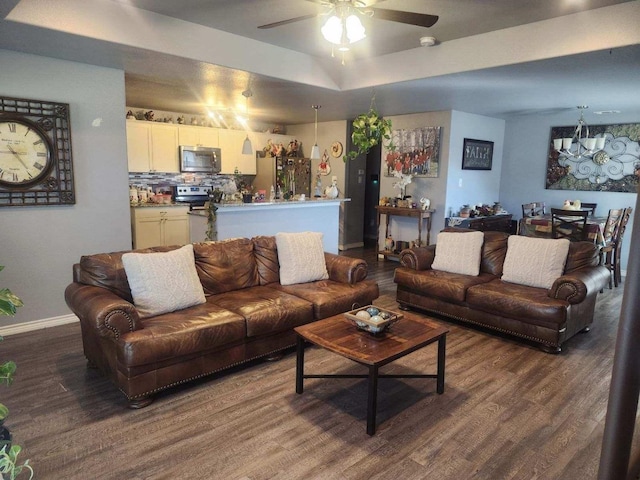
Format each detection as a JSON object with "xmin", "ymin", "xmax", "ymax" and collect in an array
[{"xmin": 294, "ymin": 311, "xmax": 449, "ymax": 435}]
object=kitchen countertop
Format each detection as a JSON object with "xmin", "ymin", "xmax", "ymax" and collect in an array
[
  {"xmin": 130, "ymin": 202, "xmax": 191, "ymax": 208},
  {"xmin": 188, "ymin": 198, "xmax": 348, "ymax": 216}
]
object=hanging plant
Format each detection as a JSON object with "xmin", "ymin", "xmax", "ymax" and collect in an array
[{"xmin": 343, "ymin": 95, "xmax": 395, "ymax": 162}]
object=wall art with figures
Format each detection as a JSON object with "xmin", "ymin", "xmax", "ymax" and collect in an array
[
  {"xmin": 384, "ymin": 126, "xmax": 441, "ymax": 177},
  {"xmin": 546, "ymin": 123, "xmax": 640, "ymax": 192}
]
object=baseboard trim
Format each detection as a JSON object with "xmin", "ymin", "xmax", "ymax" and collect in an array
[
  {"xmin": 0, "ymin": 314, "xmax": 78, "ymax": 336},
  {"xmin": 340, "ymin": 242, "xmax": 364, "ymax": 250}
]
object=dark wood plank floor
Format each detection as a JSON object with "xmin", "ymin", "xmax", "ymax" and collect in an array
[{"xmin": 1, "ymin": 247, "xmax": 632, "ymax": 479}]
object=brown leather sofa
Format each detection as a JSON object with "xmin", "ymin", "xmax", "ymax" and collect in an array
[
  {"xmin": 65, "ymin": 236, "xmax": 379, "ymax": 407},
  {"xmin": 394, "ymin": 228, "xmax": 609, "ymax": 352}
]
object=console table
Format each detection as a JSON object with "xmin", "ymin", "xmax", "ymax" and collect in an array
[
  {"xmin": 376, "ymin": 206, "xmax": 435, "ymax": 259},
  {"xmin": 445, "ymin": 213, "xmax": 513, "ymax": 233}
]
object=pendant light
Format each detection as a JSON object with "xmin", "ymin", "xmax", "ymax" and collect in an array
[
  {"xmin": 241, "ymin": 89, "xmax": 253, "ymax": 155},
  {"xmin": 310, "ymin": 105, "xmax": 321, "ymax": 160}
]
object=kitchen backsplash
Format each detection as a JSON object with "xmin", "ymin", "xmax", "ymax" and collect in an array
[{"xmin": 128, "ymin": 172, "xmax": 237, "ymax": 194}]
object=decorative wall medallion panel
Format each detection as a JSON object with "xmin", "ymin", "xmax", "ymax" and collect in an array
[
  {"xmin": 0, "ymin": 96, "xmax": 75, "ymax": 206},
  {"xmin": 385, "ymin": 126, "xmax": 441, "ymax": 177},
  {"xmin": 546, "ymin": 123, "xmax": 640, "ymax": 192}
]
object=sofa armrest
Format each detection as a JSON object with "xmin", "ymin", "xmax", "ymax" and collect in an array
[
  {"xmin": 399, "ymin": 246, "xmax": 436, "ymax": 271},
  {"xmin": 548, "ymin": 266, "xmax": 609, "ymax": 304},
  {"xmin": 324, "ymin": 253, "xmax": 368, "ymax": 284},
  {"xmin": 65, "ymin": 283, "xmax": 142, "ymax": 339}
]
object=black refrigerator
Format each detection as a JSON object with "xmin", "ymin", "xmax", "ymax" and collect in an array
[{"xmin": 254, "ymin": 155, "xmax": 311, "ymax": 197}]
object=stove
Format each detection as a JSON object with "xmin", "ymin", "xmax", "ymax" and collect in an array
[{"xmin": 172, "ymin": 185, "xmax": 210, "ymax": 209}]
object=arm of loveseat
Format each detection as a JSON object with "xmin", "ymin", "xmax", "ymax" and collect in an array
[
  {"xmin": 399, "ymin": 246, "xmax": 436, "ymax": 271},
  {"xmin": 65, "ymin": 283, "xmax": 142, "ymax": 339},
  {"xmin": 548, "ymin": 266, "xmax": 609, "ymax": 304},
  {"xmin": 324, "ymin": 253, "xmax": 368, "ymax": 284}
]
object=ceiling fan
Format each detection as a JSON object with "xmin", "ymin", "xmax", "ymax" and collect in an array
[
  {"xmin": 258, "ymin": 0, "xmax": 438, "ymax": 54},
  {"xmin": 258, "ymin": 0, "xmax": 438, "ymax": 30}
]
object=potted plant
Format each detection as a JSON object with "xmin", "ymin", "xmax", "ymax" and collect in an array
[
  {"xmin": 0, "ymin": 266, "xmax": 32, "ymax": 480},
  {"xmin": 343, "ymin": 96, "xmax": 395, "ymax": 162}
]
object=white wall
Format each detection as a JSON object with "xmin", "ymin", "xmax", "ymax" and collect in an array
[
  {"xmin": 0, "ymin": 50, "xmax": 132, "ymax": 329},
  {"xmin": 500, "ymin": 110, "xmax": 638, "ymax": 270},
  {"xmin": 448, "ymin": 110, "xmax": 506, "ymax": 216}
]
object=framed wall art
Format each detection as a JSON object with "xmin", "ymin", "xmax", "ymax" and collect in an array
[
  {"xmin": 462, "ymin": 138, "xmax": 493, "ymax": 170},
  {"xmin": 546, "ymin": 123, "xmax": 640, "ymax": 192},
  {"xmin": 384, "ymin": 126, "xmax": 441, "ymax": 177}
]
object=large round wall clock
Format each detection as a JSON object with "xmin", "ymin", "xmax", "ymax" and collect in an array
[{"xmin": 0, "ymin": 96, "xmax": 75, "ymax": 206}]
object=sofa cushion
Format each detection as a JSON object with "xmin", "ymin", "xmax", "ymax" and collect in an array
[
  {"xmin": 118, "ymin": 303, "xmax": 246, "ymax": 367},
  {"xmin": 207, "ymin": 286, "xmax": 314, "ymax": 337},
  {"xmin": 252, "ymin": 235, "xmax": 281, "ymax": 285},
  {"xmin": 78, "ymin": 245, "xmax": 178, "ymax": 303},
  {"xmin": 394, "ymin": 267, "xmax": 495, "ymax": 303},
  {"xmin": 194, "ymin": 238, "xmax": 259, "ymax": 295},
  {"xmin": 271, "ymin": 279, "xmax": 380, "ymax": 319},
  {"xmin": 275, "ymin": 232, "xmax": 329, "ymax": 286},
  {"xmin": 502, "ymin": 236, "xmax": 570, "ymax": 289},
  {"xmin": 466, "ymin": 279, "xmax": 568, "ymax": 329},
  {"xmin": 122, "ymin": 244, "xmax": 206, "ymax": 318},
  {"xmin": 431, "ymin": 231, "xmax": 484, "ymax": 276}
]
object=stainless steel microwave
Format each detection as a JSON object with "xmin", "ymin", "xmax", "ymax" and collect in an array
[{"xmin": 179, "ymin": 145, "xmax": 221, "ymax": 174}]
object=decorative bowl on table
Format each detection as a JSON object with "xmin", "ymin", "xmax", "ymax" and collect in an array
[{"xmin": 344, "ymin": 305, "xmax": 403, "ymax": 336}]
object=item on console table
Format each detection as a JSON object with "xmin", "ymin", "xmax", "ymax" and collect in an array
[
  {"xmin": 344, "ymin": 305, "xmax": 403, "ymax": 336},
  {"xmin": 395, "ymin": 240, "xmax": 409, "ymax": 253}
]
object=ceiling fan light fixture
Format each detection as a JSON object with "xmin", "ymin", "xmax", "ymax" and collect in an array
[
  {"xmin": 321, "ymin": 16, "xmax": 342, "ymax": 45},
  {"xmin": 321, "ymin": 13, "xmax": 365, "ymax": 46},
  {"xmin": 345, "ymin": 15, "xmax": 366, "ymax": 43}
]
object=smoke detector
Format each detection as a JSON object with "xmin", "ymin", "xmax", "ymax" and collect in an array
[{"xmin": 420, "ymin": 36, "xmax": 437, "ymax": 47}]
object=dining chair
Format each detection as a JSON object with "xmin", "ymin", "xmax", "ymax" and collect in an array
[
  {"xmin": 580, "ymin": 202, "xmax": 598, "ymax": 216},
  {"xmin": 551, "ymin": 208, "xmax": 589, "ymax": 242},
  {"xmin": 601, "ymin": 207, "xmax": 633, "ymax": 288},
  {"xmin": 599, "ymin": 208, "xmax": 624, "ymax": 289},
  {"xmin": 522, "ymin": 201, "xmax": 546, "ymax": 218}
]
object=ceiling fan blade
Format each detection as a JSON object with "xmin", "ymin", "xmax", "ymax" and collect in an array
[
  {"xmin": 258, "ymin": 13, "xmax": 319, "ymax": 29},
  {"xmin": 371, "ymin": 8, "xmax": 438, "ymax": 28}
]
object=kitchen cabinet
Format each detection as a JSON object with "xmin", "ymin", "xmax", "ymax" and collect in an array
[
  {"xmin": 178, "ymin": 125, "xmax": 219, "ymax": 147},
  {"xmin": 150, "ymin": 123, "xmax": 179, "ymax": 173},
  {"xmin": 131, "ymin": 206, "xmax": 190, "ymax": 249},
  {"xmin": 218, "ymin": 129, "xmax": 257, "ymax": 175},
  {"xmin": 126, "ymin": 121, "xmax": 152, "ymax": 172},
  {"xmin": 126, "ymin": 121, "xmax": 179, "ymax": 173}
]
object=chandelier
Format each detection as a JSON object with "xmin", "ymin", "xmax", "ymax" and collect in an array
[
  {"xmin": 552, "ymin": 106, "xmax": 606, "ymax": 159},
  {"xmin": 321, "ymin": 1, "xmax": 368, "ymax": 55}
]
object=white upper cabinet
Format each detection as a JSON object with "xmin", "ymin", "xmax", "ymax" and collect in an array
[
  {"xmin": 178, "ymin": 125, "xmax": 219, "ymax": 147},
  {"xmin": 126, "ymin": 121, "xmax": 152, "ymax": 172},
  {"xmin": 150, "ymin": 123, "xmax": 179, "ymax": 173},
  {"xmin": 218, "ymin": 129, "xmax": 257, "ymax": 175},
  {"xmin": 126, "ymin": 121, "xmax": 179, "ymax": 173}
]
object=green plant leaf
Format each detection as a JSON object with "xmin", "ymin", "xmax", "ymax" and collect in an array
[
  {"xmin": 0, "ymin": 361, "xmax": 16, "ymax": 386},
  {"xmin": 0, "ymin": 403, "xmax": 8, "ymax": 421}
]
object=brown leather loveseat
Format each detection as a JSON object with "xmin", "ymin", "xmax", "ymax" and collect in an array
[
  {"xmin": 394, "ymin": 228, "xmax": 609, "ymax": 352},
  {"xmin": 65, "ymin": 236, "xmax": 379, "ymax": 407}
]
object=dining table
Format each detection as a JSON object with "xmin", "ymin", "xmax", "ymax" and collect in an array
[{"xmin": 519, "ymin": 213, "xmax": 606, "ymax": 246}]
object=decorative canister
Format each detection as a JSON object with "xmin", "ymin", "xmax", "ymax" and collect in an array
[{"xmin": 384, "ymin": 235, "xmax": 395, "ymax": 252}]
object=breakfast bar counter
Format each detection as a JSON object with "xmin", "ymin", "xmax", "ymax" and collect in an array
[{"xmin": 189, "ymin": 198, "xmax": 349, "ymax": 253}]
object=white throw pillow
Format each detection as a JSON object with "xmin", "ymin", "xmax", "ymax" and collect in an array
[
  {"xmin": 275, "ymin": 232, "xmax": 329, "ymax": 286},
  {"xmin": 431, "ymin": 231, "xmax": 484, "ymax": 276},
  {"xmin": 502, "ymin": 236, "xmax": 570, "ymax": 289},
  {"xmin": 122, "ymin": 244, "xmax": 206, "ymax": 318}
]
